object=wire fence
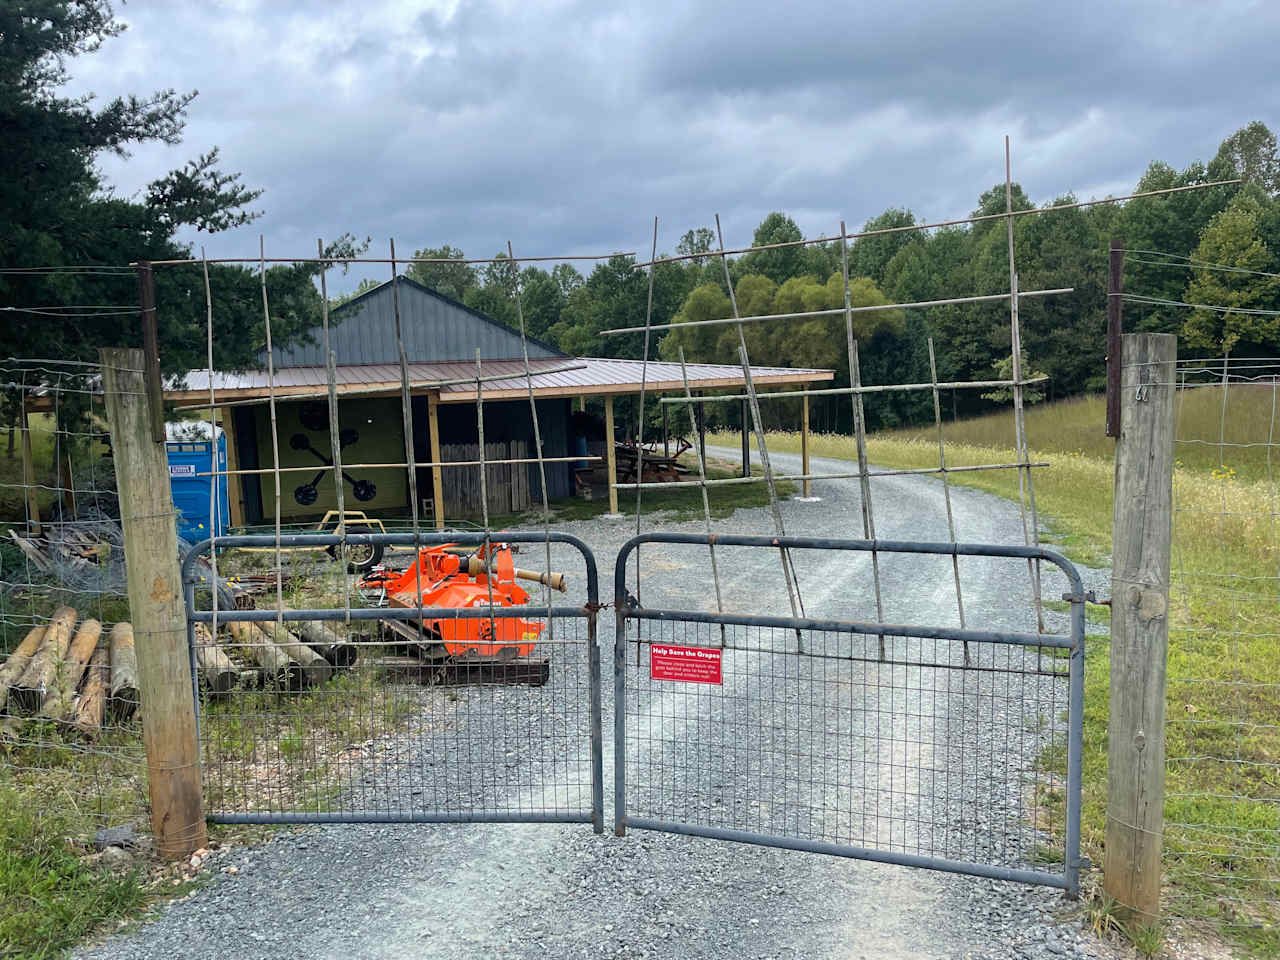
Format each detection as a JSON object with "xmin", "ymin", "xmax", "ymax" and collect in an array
[
  {"xmin": 0, "ymin": 360, "xmax": 154, "ymax": 853},
  {"xmin": 1164, "ymin": 357, "xmax": 1280, "ymax": 934}
]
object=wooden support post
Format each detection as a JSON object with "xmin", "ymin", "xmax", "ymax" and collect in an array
[
  {"xmin": 662, "ymin": 402, "xmax": 669, "ymax": 458},
  {"xmin": 604, "ymin": 395, "xmax": 619, "ymax": 515},
  {"xmin": 221, "ymin": 411, "xmax": 245, "ymax": 529},
  {"xmin": 100, "ymin": 347, "xmax": 205, "ymax": 859},
  {"xmin": 741, "ymin": 399, "xmax": 750, "ymax": 478},
  {"xmin": 427, "ymin": 392, "xmax": 445, "ymax": 529},
  {"xmin": 1104, "ymin": 332, "xmax": 1176, "ymax": 923},
  {"xmin": 576, "ymin": 395, "xmax": 585, "ymax": 413},
  {"xmin": 801, "ymin": 390, "xmax": 811, "ymax": 498},
  {"xmin": 20, "ymin": 401, "xmax": 40, "ymax": 535}
]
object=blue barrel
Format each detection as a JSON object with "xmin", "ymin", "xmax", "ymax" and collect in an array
[{"xmin": 166, "ymin": 427, "xmax": 229, "ymax": 542}]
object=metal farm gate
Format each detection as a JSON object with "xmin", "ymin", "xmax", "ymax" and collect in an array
[
  {"xmin": 180, "ymin": 531, "xmax": 604, "ymax": 830},
  {"xmin": 612, "ymin": 533, "xmax": 1087, "ymax": 896}
]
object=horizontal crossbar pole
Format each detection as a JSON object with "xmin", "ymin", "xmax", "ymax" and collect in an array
[
  {"xmin": 611, "ymin": 461, "xmax": 1050, "ymax": 489},
  {"xmin": 182, "ymin": 530, "xmax": 600, "ymax": 601},
  {"xmin": 198, "ymin": 454, "xmax": 600, "ymax": 477},
  {"xmin": 601, "ymin": 288, "xmax": 1072, "ymax": 336},
  {"xmin": 177, "ymin": 364, "xmax": 589, "ymax": 409},
  {"xmin": 145, "ymin": 254, "xmax": 635, "ymax": 266},
  {"xmin": 660, "ymin": 376, "xmax": 1049, "ymax": 404},
  {"xmin": 191, "ymin": 605, "xmax": 589, "ymax": 624},
  {"xmin": 680, "ymin": 640, "xmax": 1070, "ymax": 676},
  {"xmin": 621, "ymin": 819, "xmax": 1069, "ymax": 890},
  {"xmin": 624, "ymin": 606, "xmax": 1071, "ymax": 648},
  {"xmin": 210, "ymin": 811, "xmax": 596, "ymax": 825},
  {"xmin": 632, "ymin": 179, "xmax": 1240, "ymax": 268}
]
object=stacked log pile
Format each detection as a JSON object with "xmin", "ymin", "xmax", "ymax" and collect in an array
[{"xmin": 0, "ymin": 611, "xmax": 361, "ymax": 737}]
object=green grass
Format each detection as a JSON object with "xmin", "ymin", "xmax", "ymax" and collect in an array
[
  {"xmin": 0, "ymin": 776, "xmax": 148, "ymax": 960},
  {"xmin": 713, "ymin": 388, "xmax": 1280, "ymax": 956}
]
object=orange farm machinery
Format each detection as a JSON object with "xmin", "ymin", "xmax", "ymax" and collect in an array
[{"xmin": 359, "ymin": 542, "xmax": 566, "ymax": 675}]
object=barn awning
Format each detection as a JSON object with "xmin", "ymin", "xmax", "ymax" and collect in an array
[{"xmin": 167, "ymin": 356, "xmax": 833, "ymax": 406}]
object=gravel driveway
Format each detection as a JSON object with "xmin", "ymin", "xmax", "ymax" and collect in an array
[{"xmin": 77, "ymin": 448, "xmax": 1116, "ymax": 960}]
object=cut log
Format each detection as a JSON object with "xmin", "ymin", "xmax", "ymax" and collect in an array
[
  {"xmin": 228, "ymin": 621, "xmax": 302, "ymax": 689},
  {"xmin": 12, "ymin": 606, "xmax": 78, "ymax": 714},
  {"xmin": 292, "ymin": 621, "xmax": 358, "ymax": 668},
  {"xmin": 259, "ymin": 621, "xmax": 332, "ymax": 687},
  {"xmin": 0, "ymin": 626, "xmax": 46, "ymax": 714},
  {"xmin": 192, "ymin": 624, "xmax": 238, "ymax": 697},
  {"xmin": 74, "ymin": 646, "xmax": 109, "ymax": 737},
  {"xmin": 40, "ymin": 618, "xmax": 102, "ymax": 722},
  {"xmin": 108, "ymin": 622, "xmax": 140, "ymax": 722}
]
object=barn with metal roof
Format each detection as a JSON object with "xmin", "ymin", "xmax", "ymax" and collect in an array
[{"xmin": 172, "ymin": 276, "xmax": 832, "ymax": 527}]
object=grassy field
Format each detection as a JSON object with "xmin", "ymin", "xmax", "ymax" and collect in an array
[{"xmin": 710, "ymin": 385, "xmax": 1280, "ymax": 957}]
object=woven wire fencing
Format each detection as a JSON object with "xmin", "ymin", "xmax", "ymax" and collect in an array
[
  {"xmin": 1164, "ymin": 358, "xmax": 1280, "ymax": 933},
  {"xmin": 0, "ymin": 360, "xmax": 153, "ymax": 849}
]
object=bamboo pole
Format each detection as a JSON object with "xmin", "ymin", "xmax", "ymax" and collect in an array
[
  {"xmin": 801, "ymin": 392, "xmax": 811, "ymax": 499},
  {"xmin": 601, "ymin": 288, "xmax": 1074, "ymax": 336}
]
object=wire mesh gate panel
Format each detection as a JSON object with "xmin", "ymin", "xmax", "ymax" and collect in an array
[
  {"xmin": 613, "ymin": 533, "xmax": 1086, "ymax": 894},
  {"xmin": 181, "ymin": 531, "xmax": 602, "ymax": 829}
]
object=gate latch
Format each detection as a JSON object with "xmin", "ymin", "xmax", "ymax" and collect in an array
[{"xmin": 1060, "ymin": 590, "xmax": 1096, "ymax": 604}]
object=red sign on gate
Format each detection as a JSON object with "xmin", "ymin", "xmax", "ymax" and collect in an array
[{"xmin": 650, "ymin": 644, "xmax": 722, "ymax": 685}]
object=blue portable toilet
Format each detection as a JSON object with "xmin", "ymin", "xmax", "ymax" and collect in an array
[{"xmin": 165, "ymin": 423, "xmax": 230, "ymax": 542}]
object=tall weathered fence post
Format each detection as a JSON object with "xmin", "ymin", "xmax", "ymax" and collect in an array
[
  {"xmin": 1104, "ymin": 332, "xmax": 1175, "ymax": 921},
  {"xmin": 100, "ymin": 346, "xmax": 206, "ymax": 858}
]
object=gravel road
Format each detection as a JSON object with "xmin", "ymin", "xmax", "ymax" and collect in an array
[{"xmin": 77, "ymin": 448, "xmax": 1117, "ymax": 960}]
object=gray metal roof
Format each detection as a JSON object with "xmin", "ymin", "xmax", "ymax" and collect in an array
[
  {"xmin": 266, "ymin": 275, "xmax": 565, "ymax": 367},
  {"xmin": 171, "ymin": 356, "xmax": 833, "ymax": 406}
]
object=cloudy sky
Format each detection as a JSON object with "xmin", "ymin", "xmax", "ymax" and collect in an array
[{"xmin": 71, "ymin": 0, "xmax": 1278, "ymax": 292}]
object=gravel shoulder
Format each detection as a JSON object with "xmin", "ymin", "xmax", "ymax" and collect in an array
[{"xmin": 76, "ymin": 448, "xmax": 1121, "ymax": 960}]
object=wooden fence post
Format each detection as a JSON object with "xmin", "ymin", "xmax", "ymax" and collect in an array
[
  {"xmin": 801, "ymin": 391, "xmax": 811, "ymax": 499},
  {"xmin": 604, "ymin": 395, "xmax": 619, "ymax": 516},
  {"xmin": 100, "ymin": 347, "xmax": 206, "ymax": 859},
  {"xmin": 1104, "ymin": 331, "xmax": 1175, "ymax": 922}
]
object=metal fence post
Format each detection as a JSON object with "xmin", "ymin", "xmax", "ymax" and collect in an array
[
  {"xmin": 101, "ymin": 346, "xmax": 206, "ymax": 858},
  {"xmin": 1104, "ymin": 332, "xmax": 1175, "ymax": 921}
]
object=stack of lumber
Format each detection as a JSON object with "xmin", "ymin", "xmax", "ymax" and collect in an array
[
  {"xmin": 0, "ymin": 611, "xmax": 363, "ymax": 735},
  {"xmin": 0, "ymin": 609, "xmax": 139, "ymax": 737}
]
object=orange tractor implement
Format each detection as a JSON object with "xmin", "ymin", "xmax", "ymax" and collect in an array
[{"xmin": 359, "ymin": 542, "xmax": 566, "ymax": 663}]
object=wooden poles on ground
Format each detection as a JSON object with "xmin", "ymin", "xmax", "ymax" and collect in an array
[
  {"xmin": 108, "ymin": 622, "xmax": 139, "ymax": 721},
  {"xmin": 75, "ymin": 647, "xmax": 110, "ymax": 736},
  {"xmin": 193, "ymin": 624, "xmax": 238, "ymax": 696},
  {"xmin": 1104, "ymin": 332, "xmax": 1176, "ymax": 923},
  {"xmin": 10, "ymin": 606, "xmax": 77, "ymax": 714},
  {"xmin": 39, "ymin": 618, "xmax": 102, "ymax": 721},
  {"xmin": 101, "ymin": 345, "xmax": 205, "ymax": 858},
  {"xmin": 0, "ymin": 625, "xmax": 46, "ymax": 712}
]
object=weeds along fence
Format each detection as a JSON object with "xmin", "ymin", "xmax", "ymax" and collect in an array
[{"xmin": 1163, "ymin": 357, "xmax": 1280, "ymax": 936}]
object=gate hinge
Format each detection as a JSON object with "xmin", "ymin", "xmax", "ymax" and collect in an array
[{"xmin": 1060, "ymin": 590, "xmax": 1097, "ymax": 604}]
